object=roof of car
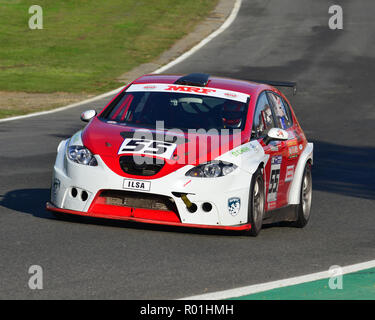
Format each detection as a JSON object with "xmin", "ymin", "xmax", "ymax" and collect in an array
[{"xmin": 132, "ymin": 73, "xmax": 274, "ymax": 97}]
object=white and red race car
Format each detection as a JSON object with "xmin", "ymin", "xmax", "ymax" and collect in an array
[{"xmin": 47, "ymin": 73, "xmax": 313, "ymax": 236}]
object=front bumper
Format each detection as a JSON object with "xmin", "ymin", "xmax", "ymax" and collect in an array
[
  {"xmin": 49, "ymin": 140, "xmax": 253, "ymax": 229},
  {"xmin": 46, "ymin": 202, "xmax": 251, "ymax": 231}
]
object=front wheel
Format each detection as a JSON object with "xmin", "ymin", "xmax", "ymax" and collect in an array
[
  {"xmin": 246, "ymin": 168, "xmax": 265, "ymax": 237},
  {"xmin": 293, "ymin": 162, "xmax": 312, "ymax": 228}
]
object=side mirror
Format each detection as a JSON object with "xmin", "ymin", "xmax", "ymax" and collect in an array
[
  {"xmin": 263, "ymin": 128, "xmax": 289, "ymax": 145},
  {"xmin": 80, "ymin": 109, "xmax": 97, "ymax": 122}
]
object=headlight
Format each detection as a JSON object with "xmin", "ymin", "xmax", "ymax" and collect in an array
[
  {"xmin": 185, "ymin": 161, "xmax": 237, "ymax": 178},
  {"xmin": 67, "ymin": 145, "xmax": 98, "ymax": 166}
]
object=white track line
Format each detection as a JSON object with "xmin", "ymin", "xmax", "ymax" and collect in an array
[
  {"xmin": 180, "ymin": 260, "xmax": 375, "ymax": 300},
  {"xmin": 0, "ymin": 0, "xmax": 242, "ymax": 124},
  {"xmin": 0, "ymin": 87, "xmax": 124, "ymax": 124}
]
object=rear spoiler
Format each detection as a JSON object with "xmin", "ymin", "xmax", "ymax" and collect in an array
[{"xmin": 250, "ymin": 80, "xmax": 297, "ymax": 95}]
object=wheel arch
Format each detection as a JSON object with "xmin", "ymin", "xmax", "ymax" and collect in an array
[
  {"xmin": 288, "ymin": 143, "xmax": 314, "ymax": 205},
  {"xmin": 258, "ymin": 162, "xmax": 267, "ymax": 198}
]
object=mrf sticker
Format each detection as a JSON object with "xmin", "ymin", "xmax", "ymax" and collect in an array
[{"xmin": 267, "ymin": 156, "xmax": 282, "ymax": 203}]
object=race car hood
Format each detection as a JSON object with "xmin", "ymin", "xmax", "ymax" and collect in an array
[{"xmin": 82, "ymin": 118, "xmax": 249, "ymax": 179}]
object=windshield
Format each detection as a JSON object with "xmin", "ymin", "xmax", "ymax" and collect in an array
[{"xmin": 100, "ymin": 88, "xmax": 250, "ymax": 132}]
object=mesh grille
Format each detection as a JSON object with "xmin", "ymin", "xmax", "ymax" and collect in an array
[{"xmin": 100, "ymin": 190, "xmax": 178, "ymax": 213}]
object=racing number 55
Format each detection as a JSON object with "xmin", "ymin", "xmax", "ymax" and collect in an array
[
  {"xmin": 118, "ymin": 138, "xmax": 177, "ymax": 159},
  {"xmin": 267, "ymin": 156, "xmax": 281, "ymax": 203}
]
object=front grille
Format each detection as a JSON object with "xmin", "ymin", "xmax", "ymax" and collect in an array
[
  {"xmin": 119, "ymin": 155, "xmax": 164, "ymax": 176},
  {"xmin": 100, "ymin": 190, "xmax": 178, "ymax": 213}
]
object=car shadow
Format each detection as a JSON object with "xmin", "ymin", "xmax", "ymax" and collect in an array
[
  {"xmin": 311, "ymin": 140, "xmax": 375, "ymax": 200},
  {"xmin": 0, "ymin": 188, "xmax": 245, "ymax": 237},
  {"xmin": 0, "ymin": 188, "xmax": 54, "ymax": 219}
]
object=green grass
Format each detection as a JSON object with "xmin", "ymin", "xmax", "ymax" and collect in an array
[
  {"xmin": 0, "ymin": 109, "xmax": 25, "ymax": 118},
  {"xmin": 0, "ymin": 0, "xmax": 217, "ymax": 94},
  {"xmin": 228, "ymin": 268, "xmax": 375, "ymax": 300}
]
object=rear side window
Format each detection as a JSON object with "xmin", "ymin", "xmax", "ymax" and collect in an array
[
  {"xmin": 267, "ymin": 92, "xmax": 293, "ymax": 129},
  {"xmin": 251, "ymin": 92, "xmax": 275, "ymax": 139}
]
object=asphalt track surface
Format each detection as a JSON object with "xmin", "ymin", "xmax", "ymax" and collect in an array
[{"xmin": 0, "ymin": 0, "xmax": 374, "ymax": 299}]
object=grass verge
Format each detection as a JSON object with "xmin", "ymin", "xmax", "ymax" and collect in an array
[{"xmin": 0, "ymin": 0, "xmax": 218, "ymax": 118}]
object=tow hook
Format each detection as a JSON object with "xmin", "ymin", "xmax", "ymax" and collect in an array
[{"xmin": 172, "ymin": 192, "xmax": 197, "ymax": 213}]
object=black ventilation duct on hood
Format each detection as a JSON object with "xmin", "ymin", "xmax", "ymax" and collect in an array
[
  {"xmin": 119, "ymin": 156, "xmax": 164, "ymax": 176},
  {"xmin": 174, "ymin": 73, "xmax": 210, "ymax": 87}
]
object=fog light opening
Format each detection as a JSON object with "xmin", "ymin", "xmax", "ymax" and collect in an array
[
  {"xmin": 81, "ymin": 191, "xmax": 88, "ymax": 202},
  {"xmin": 188, "ymin": 203, "xmax": 198, "ymax": 213},
  {"xmin": 202, "ymin": 202, "xmax": 212, "ymax": 212},
  {"xmin": 71, "ymin": 188, "xmax": 78, "ymax": 198}
]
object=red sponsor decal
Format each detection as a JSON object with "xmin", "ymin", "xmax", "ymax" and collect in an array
[
  {"xmin": 288, "ymin": 145, "xmax": 299, "ymax": 158},
  {"xmin": 287, "ymin": 139, "xmax": 298, "ymax": 147},
  {"xmin": 268, "ymin": 201, "xmax": 277, "ymax": 210},
  {"xmin": 183, "ymin": 180, "xmax": 192, "ymax": 187},
  {"xmin": 285, "ymin": 165, "xmax": 295, "ymax": 182},
  {"xmin": 165, "ymin": 85, "xmax": 216, "ymax": 94}
]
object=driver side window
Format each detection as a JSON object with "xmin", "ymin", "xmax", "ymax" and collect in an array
[
  {"xmin": 267, "ymin": 92, "xmax": 293, "ymax": 129},
  {"xmin": 251, "ymin": 92, "xmax": 275, "ymax": 140}
]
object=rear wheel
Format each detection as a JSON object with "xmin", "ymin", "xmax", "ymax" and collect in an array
[
  {"xmin": 293, "ymin": 162, "xmax": 312, "ymax": 228},
  {"xmin": 246, "ymin": 169, "xmax": 265, "ymax": 237}
]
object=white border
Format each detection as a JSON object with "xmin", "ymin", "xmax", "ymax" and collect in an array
[
  {"xmin": 0, "ymin": 0, "xmax": 242, "ymax": 124},
  {"xmin": 3, "ymin": 0, "xmax": 374, "ymax": 300},
  {"xmin": 180, "ymin": 260, "xmax": 375, "ymax": 300}
]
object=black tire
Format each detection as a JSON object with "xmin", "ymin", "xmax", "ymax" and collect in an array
[
  {"xmin": 246, "ymin": 168, "xmax": 265, "ymax": 237},
  {"xmin": 293, "ymin": 162, "xmax": 312, "ymax": 228}
]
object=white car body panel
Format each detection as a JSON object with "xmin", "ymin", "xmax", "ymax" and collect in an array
[
  {"xmin": 52, "ymin": 138, "xmax": 269, "ymax": 227},
  {"xmin": 51, "ymin": 131, "xmax": 311, "ymax": 227},
  {"xmin": 288, "ymin": 142, "xmax": 314, "ymax": 204}
]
